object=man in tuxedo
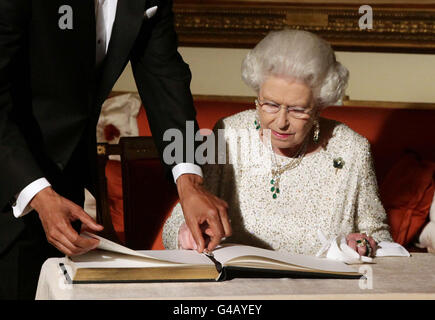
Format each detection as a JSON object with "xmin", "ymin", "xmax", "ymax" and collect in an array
[{"xmin": 0, "ymin": 0, "xmax": 231, "ymax": 299}]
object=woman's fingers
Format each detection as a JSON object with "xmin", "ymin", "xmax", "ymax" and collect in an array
[
  {"xmin": 182, "ymin": 229, "xmax": 197, "ymax": 250},
  {"xmin": 366, "ymin": 236, "xmax": 377, "ymax": 257},
  {"xmin": 357, "ymin": 244, "xmax": 367, "ymax": 256},
  {"xmin": 178, "ymin": 223, "xmax": 198, "ymax": 250},
  {"xmin": 359, "ymin": 233, "xmax": 377, "ymax": 257},
  {"xmin": 347, "ymin": 233, "xmax": 377, "ymax": 257},
  {"xmin": 346, "ymin": 237, "xmax": 357, "ymax": 251}
]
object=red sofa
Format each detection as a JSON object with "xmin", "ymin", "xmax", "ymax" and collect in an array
[{"xmin": 107, "ymin": 98, "xmax": 435, "ymax": 250}]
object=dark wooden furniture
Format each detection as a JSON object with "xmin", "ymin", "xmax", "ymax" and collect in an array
[{"xmin": 96, "ymin": 137, "xmax": 179, "ymax": 250}]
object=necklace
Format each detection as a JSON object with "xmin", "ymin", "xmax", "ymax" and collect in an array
[{"xmin": 267, "ymin": 133, "xmax": 308, "ymax": 199}]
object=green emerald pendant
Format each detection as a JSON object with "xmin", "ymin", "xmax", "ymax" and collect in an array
[{"xmin": 270, "ymin": 179, "xmax": 279, "ymax": 199}]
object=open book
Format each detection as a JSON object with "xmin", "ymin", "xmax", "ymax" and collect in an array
[{"xmin": 64, "ymin": 233, "xmax": 362, "ymax": 283}]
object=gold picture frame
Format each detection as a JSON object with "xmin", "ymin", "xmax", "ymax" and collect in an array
[{"xmin": 173, "ymin": 0, "xmax": 435, "ymax": 53}]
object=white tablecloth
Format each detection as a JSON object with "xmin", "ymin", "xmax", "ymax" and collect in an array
[{"xmin": 35, "ymin": 253, "xmax": 435, "ymax": 300}]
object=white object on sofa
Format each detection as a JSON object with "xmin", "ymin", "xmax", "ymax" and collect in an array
[
  {"xmin": 84, "ymin": 188, "xmax": 97, "ymax": 220},
  {"xmin": 416, "ymin": 191, "xmax": 435, "ymax": 253},
  {"xmin": 96, "ymin": 92, "xmax": 142, "ymax": 146}
]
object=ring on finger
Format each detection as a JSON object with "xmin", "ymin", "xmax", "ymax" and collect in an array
[
  {"xmin": 366, "ymin": 243, "xmax": 373, "ymax": 257},
  {"xmin": 356, "ymin": 238, "xmax": 368, "ymax": 248}
]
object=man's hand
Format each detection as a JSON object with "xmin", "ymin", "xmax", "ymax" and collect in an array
[
  {"xmin": 30, "ymin": 187, "xmax": 104, "ymax": 256},
  {"xmin": 176, "ymin": 174, "xmax": 232, "ymax": 253}
]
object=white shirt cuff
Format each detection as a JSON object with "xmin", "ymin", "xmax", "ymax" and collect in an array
[
  {"xmin": 172, "ymin": 163, "xmax": 203, "ymax": 184},
  {"xmin": 12, "ymin": 178, "xmax": 51, "ymax": 218}
]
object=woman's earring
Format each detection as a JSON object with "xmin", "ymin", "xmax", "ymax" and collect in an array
[{"xmin": 313, "ymin": 120, "xmax": 320, "ymax": 143}]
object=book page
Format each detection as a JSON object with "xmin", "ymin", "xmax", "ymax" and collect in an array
[
  {"xmin": 80, "ymin": 233, "xmax": 356, "ymax": 273},
  {"xmin": 82, "ymin": 232, "xmax": 153, "ymax": 259},
  {"xmin": 80, "ymin": 232, "xmax": 212, "ymax": 266},
  {"xmin": 70, "ymin": 249, "xmax": 213, "ymax": 269},
  {"xmin": 212, "ymin": 244, "xmax": 358, "ymax": 273},
  {"xmin": 135, "ymin": 249, "xmax": 213, "ymax": 265},
  {"xmin": 70, "ymin": 250, "xmax": 179, "ymax": 268}
]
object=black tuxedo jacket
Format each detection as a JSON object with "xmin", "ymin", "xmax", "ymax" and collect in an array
[{"xmin": 0, "ymin": 0, "xmax": 199, "ymax": 253}]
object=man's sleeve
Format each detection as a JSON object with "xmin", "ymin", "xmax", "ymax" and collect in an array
[
  {"xmin": 129, "ymin": 0, "xmax": 202, "ymax": 181},
  {"xmin": 12, "ymin": 178, "xmax": 51, "ymax": 218},
  {"xmin": 0, "ymin": 0, "xmax": 44, "ymax": 211},
  {"xmin": 172, "ymin": 163, "xmax": 203, "ymax": 184}
]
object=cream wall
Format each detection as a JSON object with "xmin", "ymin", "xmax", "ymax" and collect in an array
[{"xmin": 114, "ymin": 47, "xmax": 435, "ymax": 103}]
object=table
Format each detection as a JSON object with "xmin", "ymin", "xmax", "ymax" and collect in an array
[{"xmin": 35, "ymin": 253, "xmax": 435, "ymax": 300}]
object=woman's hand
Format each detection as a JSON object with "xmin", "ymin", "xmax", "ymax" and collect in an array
[
  {"xmin": 178, "ymin": 222, "xmax": 197, "ymax": 250},
  {"xmin": 346, "ymin": 233, "xmax": 377, "ymax": 257},
  {"xmin": 177, "ymin": 222, "xmax": 213, "ymax": 250}
]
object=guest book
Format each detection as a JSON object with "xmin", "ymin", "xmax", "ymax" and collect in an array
[{"xmin": 63, "ymin": 233, "xmax": 362, "ymax": 283}]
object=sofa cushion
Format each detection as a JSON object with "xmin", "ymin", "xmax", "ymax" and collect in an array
[{"xmin": 379, "ymin": 152, "xmax": 435, "ymax": 247}]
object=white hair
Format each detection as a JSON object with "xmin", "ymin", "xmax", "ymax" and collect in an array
[{"xmin": 241, "ymin": 29, "xmax": 349, "ymax": 108}]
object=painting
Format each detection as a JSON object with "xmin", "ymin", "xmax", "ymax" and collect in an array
[{"xmin": 173, "ymin": 0, "xmax": 435, "ymax": 53}]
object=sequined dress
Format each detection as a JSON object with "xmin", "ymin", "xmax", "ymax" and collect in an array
[{"xmin": 162, "ymin": 109, "xmax": 392, "ymax": 254}]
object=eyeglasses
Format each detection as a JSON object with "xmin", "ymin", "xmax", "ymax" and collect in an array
[{"xmin": 255, "ymin": 99, "xmax": 312, "ymax": 119}]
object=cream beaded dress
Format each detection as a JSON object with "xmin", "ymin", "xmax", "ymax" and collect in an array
[{"xmin": 162, "ymin": 109, "xmax": 392, "ymax": 255}]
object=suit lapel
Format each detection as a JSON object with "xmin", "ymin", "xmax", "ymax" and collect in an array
[{"xmin": 96, "ymin": 0, "xmax": 147, "ymax": 106}]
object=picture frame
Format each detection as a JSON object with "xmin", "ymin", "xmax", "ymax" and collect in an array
[{"xmin": 173, "ymin": 0, "xmax": 435, "ymax": 53}]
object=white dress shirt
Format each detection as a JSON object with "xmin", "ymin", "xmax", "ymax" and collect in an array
[{"xmin": 12, "ymin": 0, "xmax": 202, "ymax": 218}]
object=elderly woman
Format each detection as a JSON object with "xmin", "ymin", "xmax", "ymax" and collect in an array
[{"xmin": 163, "ymin": 29, "xmax": 392, "ymax": 257}]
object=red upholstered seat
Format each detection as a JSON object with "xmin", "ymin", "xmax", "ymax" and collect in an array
[{"xmin": 379, "ymin": 153, "xmax": 435, "ymax": 247}]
